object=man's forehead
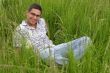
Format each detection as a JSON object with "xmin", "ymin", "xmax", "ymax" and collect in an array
[
  {"xmin": 29, "ymin": 8, "xmax": 41, "ymax": 14},
  {"xmin": 30, "ymin": 8, "xmax": 41, "ymax": 12}
]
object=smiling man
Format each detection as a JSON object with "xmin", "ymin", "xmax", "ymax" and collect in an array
[
  {"xmin": 13, "ymin": 3, "xmax": 92, "ymax": 65},
  {"xmin": 26, "ymin": 5, "xmax": 41, "ymax": 28}
]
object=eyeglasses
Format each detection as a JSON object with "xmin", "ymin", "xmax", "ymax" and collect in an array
[{"xmin": 30, "ymin": 12, "xmax": 41, "ymax": 17}]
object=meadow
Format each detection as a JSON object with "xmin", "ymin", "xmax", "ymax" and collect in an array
[{"xmin": 0, "ymin": 0, "xmax": 110, "ymax": 73}]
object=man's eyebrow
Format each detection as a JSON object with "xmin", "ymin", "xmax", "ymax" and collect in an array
[{"xmin": 30, "ymin": 12, "xmax": 41, "ymax": 17}]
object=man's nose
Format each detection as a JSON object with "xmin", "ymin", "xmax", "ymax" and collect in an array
[{"xmin": 33, "ymin": 15, "xmax": 37, "ymax": 19}]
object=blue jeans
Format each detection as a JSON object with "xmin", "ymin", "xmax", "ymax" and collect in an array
[{"xmin": 39, "ymin": 36, "xmax": 92, "ymax": 65}]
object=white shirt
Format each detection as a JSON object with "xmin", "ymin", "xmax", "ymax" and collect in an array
[{"xmin": 13, "ymin": 18, "xmax": 55, "ymax": 51}]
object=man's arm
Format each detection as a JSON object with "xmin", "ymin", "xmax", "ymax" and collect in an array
[{"xmin": 13, "ymin": 27, "xmax": 22, "ymax": 53}]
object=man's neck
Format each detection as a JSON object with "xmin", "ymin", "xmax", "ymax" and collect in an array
[{"xmin": 26, "ymin": 21, "xmax": 37, "ymax": 28}]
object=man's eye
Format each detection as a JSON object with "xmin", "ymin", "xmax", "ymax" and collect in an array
[
  {"xmin": 36, "ymin": 15, "xmax": 40, "ymax": 17},
  {"xmin": 30, "ymin": 13, "xmax": 40, "ymax": 17},
  {"xmin": 31, "ymin": 13, "xmax": 36, "ymax": 16}
]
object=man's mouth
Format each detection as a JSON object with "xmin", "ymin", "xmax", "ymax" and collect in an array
[{"xmin": 31, "ymin": 19, "xmax": 37, "ymax": 23}]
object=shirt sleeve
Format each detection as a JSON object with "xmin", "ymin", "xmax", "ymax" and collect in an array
[
  {"xmin": 13, "ymin": 26, "xmax": 23, "ymax": 48},
  {"xmin": 40, "ymin": 18, "xmax": 48, "ymax": 33},
  {"xmin": 41, "ymin": 18, "xmax": 55, "ymax": 47}
]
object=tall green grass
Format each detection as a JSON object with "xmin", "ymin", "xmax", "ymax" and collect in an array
[{"xmin": 0, "ymin": 0, "xmax": 110, "ymax": 73}]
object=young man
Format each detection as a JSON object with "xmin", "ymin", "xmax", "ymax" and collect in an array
[{"xmin": 13, "ymin": 3, "xmax": 92, "ymax": 65}]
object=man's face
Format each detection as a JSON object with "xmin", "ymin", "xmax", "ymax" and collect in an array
[{"xmin": 26, "ymin": 8, "xmax": 41, "ymax": 25}]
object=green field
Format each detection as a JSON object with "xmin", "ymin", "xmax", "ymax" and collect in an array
[{"xmin": 0, "ymin": 0, "xmax": 110, "ymax": 73}]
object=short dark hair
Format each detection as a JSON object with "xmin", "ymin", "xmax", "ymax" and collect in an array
[{"xmin": 28, "ymin": 3, "xmax": 42, "ymax": 13}]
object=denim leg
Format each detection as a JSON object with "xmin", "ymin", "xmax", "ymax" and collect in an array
[
  {"xmin": 52, "ymin": 36, "xmax": 92, "ymax": 64},
  {"xmin": 39, "ymin": 36, "xmax": 91, "ymax": 65},
  {"xmin": 53, "ymin": 36, "xmax": 91, "ymax": 57},
  {"xmin": 69, "ymin": 36, "xmax": 92, "ymax": 59},
  {"xmin": 39, "ymin": 44, "xmax": 69, "ymax": 65}
]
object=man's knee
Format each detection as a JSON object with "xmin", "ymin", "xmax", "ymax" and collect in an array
[{"xmin": 81, "ymin": 36, "xmax": 92, "ymax": 47}]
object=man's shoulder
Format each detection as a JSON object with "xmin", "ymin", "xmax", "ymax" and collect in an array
[
  {"xmin": 15, "ymin": 26, "xmax": 21, "ymax": 31},
  {"xmin": 39, "ymin": 18, "xmax": 46, "ymax": 23},
  {"xmin": 38, "ymin": 18, "xmax": 46, "ymax": 26},
  {"xmin": 15, "ymin": 22, "xmax": 27, "ymax": 33},
  {"xmin": 17, "ymin": 21, "xmax": 27, "ymax": 29},
  {"xmin": 39, "ymin": 18, "xmax": 45, "ymax": 21}
]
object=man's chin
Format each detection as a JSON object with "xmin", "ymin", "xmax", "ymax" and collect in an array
[
  {"xmin": 30, "ymin": 22, "xmax": 37, "ymax": 25},
  {"xmin": 31, "ymin": 23, "xmax": 36, "ymax": 26}
]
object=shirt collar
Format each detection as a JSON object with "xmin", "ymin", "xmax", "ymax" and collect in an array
[{"xmin": 21, "ymin": 20, "xmax": 39, "ymax": 30}]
